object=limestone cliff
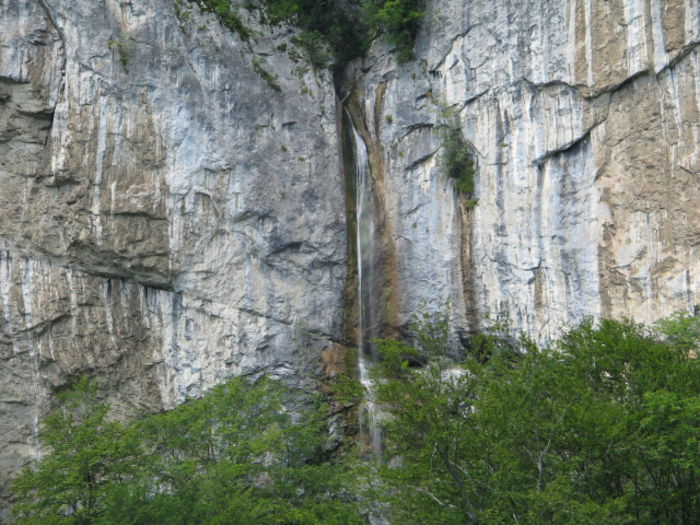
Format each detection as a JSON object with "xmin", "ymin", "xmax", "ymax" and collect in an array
[
  {"xmin": 1, "ymin": 0, "xmax": 699, "ymax": 516},
  {"xmin": 0, "ymin": 0, "xmax": 345, "ymax": 509},
  {"xmin": 344, "ymin": 0, "xmax": 700, "ymax": 342}
]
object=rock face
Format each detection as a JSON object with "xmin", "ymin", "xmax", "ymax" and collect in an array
[
  {"xmin": 1, "ymin": 0, "xmax": 699, "ymax": 517},
  {"xmin": 0, "ymin": 0, "xmax": 344, "ymax": 510},
  {"xmin": 343, "ymin": 0, "xmax": 700, "ymax": 341}
]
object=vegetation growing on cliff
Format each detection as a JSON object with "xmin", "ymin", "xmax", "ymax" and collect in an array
[
  {"xmin": 259, "ymin": 0, "xmax": 426, "ymax": 66},
  {"xmin": 263, "ymin": 0, "xmax": 366, "ymax": 68},
  {"xmin": 252, "ymin": 57, "xmax": 283, "ymax": 91},
  {"xmin": 363, "ymin": 0, "xmax": 425, "ymax": 63},
  {"xmin": 107, "ymin": 37, "xmax": 133, "ymax": 72},
  {"xmin": 186, "ymin": 0, "xmax": 252, "ymax": 40},
  {"xmin": 441, "ymin": 124, "xmax": 477, "ymax": 206},
  {"xmin": 184, "ymin": 0, "xmax": 426, "ymax": 68}
]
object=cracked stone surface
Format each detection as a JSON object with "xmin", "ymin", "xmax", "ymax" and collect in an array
[
  {"xmin": 341, "ymin": 0, "xmax": 700, "ymax": 340},
  {"xmin": 1, "ymin": 0, "xmax": 700, "ymax": 517},
  {"xmin": 0, "ymin": 0, "xmax": 344, "ymax": 512}
]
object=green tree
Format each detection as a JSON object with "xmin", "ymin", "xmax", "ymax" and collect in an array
[
  {"xmin": 262, "ymin": 0, "xmax": 368, "ymax": 68},
  {"xmin": 373, "ymin": 315, "xmax": 700, "ymax": 524},
  {"xmin": 363, "ymin": 0, "xmax": 425, "ymax": 62},
  {"xmin": 184, "ymin": 1, "xmax": 425, "ymax": 68},
  {"xmin": 259, "ymin": 0, "xmax": 425, "ymax": 67},
  {"xmin": 11, "ymin": 377, "xmax": 140, "ymax": 525},
  {"xmin": 13, "ymin": 377, "xmax": 361, "ymax": 524}
]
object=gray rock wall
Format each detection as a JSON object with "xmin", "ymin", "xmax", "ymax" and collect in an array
[
  {"xmin": 1, "ymin": 0, "xmax": 700, "ymax": 517},
  {"xmin": 0, "ymin": 0, "xmax": 345, "ymax": 509},
  {"xmin": 344, "ymin": 0, "xmax": 700, "ymax": 340}
]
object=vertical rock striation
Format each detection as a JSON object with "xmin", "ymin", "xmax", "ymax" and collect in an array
[
  {"xmin": 1, "ymin": 0, "xmax": 699, "ymax": 516},
  {"xmin": 0, "ymin": 0, "xmax": 345, "ymax": 510},
  {"xmin": 343, "ymin": 0, "xmax": 700, "ymax": 341}
]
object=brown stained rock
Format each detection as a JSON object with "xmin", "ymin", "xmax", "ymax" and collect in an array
[
  {"xmin": 589, "ymin": 0, "xmax": 629, "ymax": 93},
  {"xmin": 321, "ymin": 342, "xmax": 352, "ymax": 379},
  {"xmin": 662, "ymin": 0, "xmax": 687, "ymax": 53},
  {"xmin": 573, "ymin": 0, "xmax": 590, "ymax": 87},
  {"xmin": 595, "ymin": 64, "xmax": 700, "ymax": 322}
]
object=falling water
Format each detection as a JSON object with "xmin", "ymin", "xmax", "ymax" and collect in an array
[
  {"xmin": 348, "ymin": 113, "xmax": 383, "ymax": 461},
  {"xmin": 358, "ymin": 352, "xmax": 382, "ymax": 460}
]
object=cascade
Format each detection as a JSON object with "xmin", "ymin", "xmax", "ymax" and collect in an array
[
  {"xmin": 347, "ymin": 110, "xmax": 383, "ymax": 461},
  {"xmin": 346, "ymin": 106, "xmax": 390, "ymax": 525}
]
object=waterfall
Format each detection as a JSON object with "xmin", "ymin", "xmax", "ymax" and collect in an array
[
  {"xmin": 347, "ymin": 112, "xmax": 383, "ymax": 461},
  {"xmin": 348, "ymin": 108, "xmax": 390, "ymax": 525},
  {"xmin": 358, "ymin": 350, "xmax": 382, "ymax": 460}
]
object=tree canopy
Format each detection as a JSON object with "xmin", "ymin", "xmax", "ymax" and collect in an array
[
  {"xmin": 372, "ymin": 314, "xmax": 700, "ymax": 524},
  {"xmin": 12, "ymin": 377, "xmax": 361, "ymax": 525},
  {"xmin": 12, "ymin": 314, "xmax": 700, "ymax": 524}
]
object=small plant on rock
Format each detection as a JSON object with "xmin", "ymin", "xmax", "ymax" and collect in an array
[
  {"xmin": 108, "ymin": 37, "xmax": 133, "ymax": 72},
  {"xmin": 441, "ymin": 124, "xmax": 477, "ymax": 207},
  {"xmin": 192, "ymin": 0, "xmax": 251, "ymax": 40},
  {"xmin": 252, "ymin": 57, "xmax": 282, "ymax": 91}
]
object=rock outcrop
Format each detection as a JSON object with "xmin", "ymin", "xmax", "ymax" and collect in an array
[
  {"xmin": 343, "ymin": 0, "xmax": 700, "ymax": 341},
  {"xmin": 0, "ymin": 0, "xmax": 344, "ymax": 510},
  {"xmin": 1, "ymin": 0, "xmax": 699, "ymax": 516}
]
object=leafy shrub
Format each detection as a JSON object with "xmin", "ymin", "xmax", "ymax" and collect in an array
[
  {"xmin": 441, "ymin": 125, "xmax": 477, "ymax": 203},
  {"xmin": 363, "ymin": 0, "xmax": 425, "ymax": 63},
  {"xmin": 291, "ymin": 30, "xmax": 335, "ymax": 70},
  {"xmin": 185, "ymin": 1, "xmax": 426, "ymax": 68},
  {"xmin": 261, "ymin": 0, "xmax": 368, "ymax": 69},
  {"xmin": 12, "ymin": 313, "xmax": 700, "ymax": 524},
  {"xmin": 12, "ymin": 377, "xmax": 361, "ymax": 524},
  {"xmin": 373, "ymin": 315, "xmax": 700, "ymax": 524},
  {"xmin": 265, "ymin": 0, "xmax": 299, "ymax": 21},
  {"xmin": 107, "ymin": 37, "xmax": 133, "ymax": 72},
  {"xmin": 260, "ymin": 0, "xmax": 425, "ymax": 67}
]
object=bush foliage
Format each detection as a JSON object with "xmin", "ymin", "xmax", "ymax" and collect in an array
[
  {"xmin": 441, "ymin": 125, "xmax": 477, "ymax": 203},
  {"xmin": 363, "ymin": 0, "xmax": 425, "ymax": 63},
  {"xmin": 262, "ymin": 0, "xmax": 425, "ymax": 66},
  {"xmin": 373, "ymin": 314, "xmax": 700, "ymax": 524},
  {"xmin": 14, "ymin": 314, "xmax": 699, "ymax": 524},
  {"xmin": 12, "ymin": 377, "xmax": 361, "ymax": 525},
  {"xmin": 186, "ymin": 1, "xmax": 426, "ymax": 68}
]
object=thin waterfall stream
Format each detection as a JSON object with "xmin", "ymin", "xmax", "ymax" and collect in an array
[
  {"xmin": 347, "ymin": 111, "xmax": 383, "ymax": 462},
  {"xmin": 344, "ymin": 106, "xmax": 390, "ymax": 524}
]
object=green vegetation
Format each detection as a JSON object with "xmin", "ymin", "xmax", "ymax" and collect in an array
[
  {"xmin": 12, "ymin": 377, "xmax": 360, "ymax": 524},
  {"xmin": 252, "ymin": 57, "xmax": 282, "ymax": 91},
  {"xmin": 441, "ymin": 124, "xmax": 477, "ymax": 206},
  {"xmin": 189, "ymin": 0, "xmax": 251, "ymax": 40},
  {"xmin": 290, "ymin": 30, "xmax": 335, "ymax": 71},
  {"xmin": 269, "ymin": 0, "xmax": 426, "ymax": 66},
  {"xmin": 176, "ymin": 1, "xmax": 426, "ymax": 69},
  {"xmin": 363, "ymin": 0, "xmax": 425, "ymax": 63},
  {"xmin": 261, "ymin": 0, "xmax": 368, "ymax": 69},
  {"xmin": 14, "ymin": 313, "xmax": 698, "ymax": 524},
  {"xmin": 107, "ymin": 38, "xmax": 132, "ymax": 72},
  {"xmin": 372, "ymin": 313, "xmax": 700, "ymax": 524}
]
